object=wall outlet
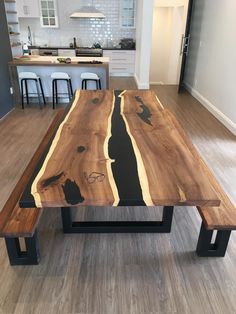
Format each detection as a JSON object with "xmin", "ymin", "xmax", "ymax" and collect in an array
[{"xmin": 10, "ymin": 87, "xmax": 13, "ymax": 94}]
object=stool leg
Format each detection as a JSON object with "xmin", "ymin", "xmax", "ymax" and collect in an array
[
  {"xmin": 67, "ymin": 80, "xmax": 71, "ymax": 101},
  {"xmin": 52, "ymin": 80, "xmax": 55, "ymax": 109},
  {"xmin": 39, "ymin": 78, "xmax": 46, "ymax": 105},
  {"xmin": 99, "ymin": 79, "xmax": 102, "ymax": 90},
  {"xmin": 85, "ymin": 80, "xmax": 87, "ymax": 90},
  {"xmin": 20, "ymin": 79, "xmax": 25, "ymax": 109},
  {"xmin": 35, "ymin": 79, "xmax": 42, "ymax": 109},
  {"xmin": 96, "ymin": 80, "xmax": 99, "ymax": 90},
  {"xmin": 55, "ymin": 80, "xmax": 58, "ymax": 104},
  {"xmin": 81, "ymin": 79, "xmax": 84, "ymax": 90},
  {"xmin": 69, "ymin": 79, "xmax": 73, "ymax": 98},
  {"xmin": 25, "ymin": 80, "xmax": 29, "ymax": 104}
]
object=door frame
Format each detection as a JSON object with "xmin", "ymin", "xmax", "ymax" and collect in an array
[{"xmin": 178, "ymin": 0, "xmax": 194, "ymax": 92}]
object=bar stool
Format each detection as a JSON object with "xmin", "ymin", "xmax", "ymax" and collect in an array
[
  {"xmin": 19, "ymin": 72, "xmax": 46, "ymax": 109},
  {"xmin": 81, "ymin": 72, "xmax": 102, "ymax": 90},
  {"xmin": 51, "ymin": 72, "xmax": 73, "ymax": 109}
]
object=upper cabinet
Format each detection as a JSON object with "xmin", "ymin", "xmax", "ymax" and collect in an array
[
  {"xmin": 39, "ymin": 0, "xmax": 59, "ymax": 28},
  {"xmin": 120, "ymin": 0, "xmax": 136, "ymax": 28},
  {"xmin": 16, "ymin": 0, "xmax": 40, "ymax": 18}
]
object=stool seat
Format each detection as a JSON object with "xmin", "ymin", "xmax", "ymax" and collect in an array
[
  {"xmin": 19, "ymin": 72, "xmax": 46, "ymax": 109},
  {"xmin": 81, "ymin": 72, "xmax": 100, "ymax": 80},
  {"xmin": 81, "ymin": 72, "xmax": 102, "ymax": 90},
  {"xmin": 51, "ymin": 72, "xmax": 71, "ymax": 79},
  {"xmin": 51, "ymin": 74, "xmax": 73, "ymax": 109},
  {"xmin": 19, "ymin": 72, "xmax": 39, "ymax": 79}
]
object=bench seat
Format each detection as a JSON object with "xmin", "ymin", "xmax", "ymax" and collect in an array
[
  {"xmin": 0, "ymin": 109, "xmax": 64, "ymax": 265},
  {"xmin": 196, "ymin": 183, "xmax": 235, "ymax": 257},
  {"xmin": 0, "ymin": 205, "xmax": 42, "ymax": 238},
  {"xmin": 167, "ymin": 109, "xmax": 235, "ymax": 256}
]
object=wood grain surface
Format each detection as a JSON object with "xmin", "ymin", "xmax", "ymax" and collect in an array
[
  {"xmin": 162, "ymin": 107, "xmax": 236, "ymax": 229},
  {"xmin": 120, "ymin": 90, "xmax": 220, "ymax": 207},
  {"xmin": 31, "ymin": 90, "xmax": 118, "ymax": 208},
  {"xmin": 25, "ymin": 89, "xmax": 220, "ymax": 208},
  {"xmin": 0, "ymin": 110, "xmax": 65, "ymax": 237}
]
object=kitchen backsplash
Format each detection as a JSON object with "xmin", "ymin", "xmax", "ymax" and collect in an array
[{"xmin": 19, "ymin": 0, "xmax": 135, "ymax": 47}]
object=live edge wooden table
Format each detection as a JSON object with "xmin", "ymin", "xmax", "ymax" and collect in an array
[{"xmin": 19, "ymin": 89, "xmax": 220, "ymax": 235}]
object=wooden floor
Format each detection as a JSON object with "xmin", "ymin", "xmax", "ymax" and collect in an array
[{"xmin": 0, "ymin": 78, "xmax": 236, "ymax": 314}]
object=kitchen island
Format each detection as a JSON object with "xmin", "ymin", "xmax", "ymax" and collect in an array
[{"xmin": 9, "ymin": 56, "xmax": 109, "ymax": 106}]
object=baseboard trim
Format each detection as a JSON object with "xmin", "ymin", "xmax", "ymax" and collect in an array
[
  {"xmin": 110, "ymin": 73, "xmax": 134, "ymax": 77},
  {"xmin": 0, "ymin": 108, "xmax": 15, "ymax": 122},
  {"xmin": 184, "ymin": 82, "xmax": 236, "ymax": 136},
  {"xmin": 150, "ymin": 81, "xmax": 164, "ymax": 85},
  {"xmin": 134, "ymin": 74, "xmax": 150, "ymax": 90}
]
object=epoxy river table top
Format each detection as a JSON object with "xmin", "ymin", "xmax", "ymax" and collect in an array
[{"xmin": 19, "ymin": 90, "xmax": 220, "ymax": 208}]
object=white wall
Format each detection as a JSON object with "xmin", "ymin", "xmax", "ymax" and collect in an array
[
  {"xmin": 184, "ymin": 0, "xmax": 236, "ymax": 135},
  {"xmin": 135, "ymin": 0, "xmax": 154, "ymax": 89},
  {"xmin": 18, "ymin": 0, "xmax": 135, "ymax": 47},
  {"xmin": 150, "ymin": 6, "xmax": 184, "ymax": 84},
  {"xmin": 150, "ymin": 0, "xmax": 189, "ymax": 85}
]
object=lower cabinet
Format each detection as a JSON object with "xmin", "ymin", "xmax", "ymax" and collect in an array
[{"xmin": 103, "ymin": 50, "xmax": 135, "ymax": 76}]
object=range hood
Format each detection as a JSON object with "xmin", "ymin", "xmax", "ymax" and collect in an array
[{"xmin": 70, "ymin": 6, "xmax": 105, "ymax": 19}]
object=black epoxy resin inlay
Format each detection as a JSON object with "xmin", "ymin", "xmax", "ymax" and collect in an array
[
  {"xmin": 62, "ymin": 179, "xmax": 85, "ymax": 205},
  {"xmin": 77, "ymin": 146, "xmax": 86, "ymax": 153},
  {"xmin": 42, "ymin": 172, "xmax": 64, "ymax": 188},
  {"xmin": 109, "ymin": 91, "xmax": 146, "ymax": 206},
  {"xmin": 135, "ymin": 96, "xmax": 152, "ymax": 126},
  {"xmin": 91, "ymin": 98, "xmax": 100, "ymax": 105}
]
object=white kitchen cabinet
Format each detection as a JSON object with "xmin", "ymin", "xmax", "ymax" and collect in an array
[
  {"xmin": 39, "ymin": 0, "xmax": 59, "ymax": 28},
  {"xmin": 120, "ymin": 0, "xmax": 136, "ymax": 28},
  {"xmin": 103, "ymin": 50, "xmax": 136, "ymax": 76},
  {"xmin": 16, "ymin": 0, "xmax": 40, "ymax": 18}
]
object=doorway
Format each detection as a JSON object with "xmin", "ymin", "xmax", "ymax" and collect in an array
[{"xmin": 149, "ymin": 0, "xmax": 190, "ymax": 87}]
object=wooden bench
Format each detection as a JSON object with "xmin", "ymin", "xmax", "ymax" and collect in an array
[
  {"xmin": 0, "ymin": 110, "xmax": 64, "ymax": 265},
  {"xmin": 196, "ymin": 169, "xmax": 236, "ymax": 257},
  {"xmin": 168, "ymin": 110, "xmax": 236, "ymax": 257}
]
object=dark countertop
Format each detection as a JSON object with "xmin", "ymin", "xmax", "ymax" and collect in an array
[
  {"xmin": 102, "ymin": 47, "xmax": 136, "ymax": 50},
  {"xmin": 29, "ymin": 46, "xmax": 136, "ymax": 51},
  {"xmin": 29, "ymin": 46, "xmax": 74, "ymax": 50}
]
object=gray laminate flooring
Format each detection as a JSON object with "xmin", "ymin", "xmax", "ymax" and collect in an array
[{"xmin": 0, "ymin": 80, "xmax": 235, "ymax": 314}]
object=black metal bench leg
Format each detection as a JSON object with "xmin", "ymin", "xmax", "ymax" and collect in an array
[
  {"xmin": 61, "ymin": 206, "xmax": 174, "ymax": 234},
  {"xmin": 5, "ymin": 231, "xmax": 40, "ymax": 266},
  {"xmin": 196, "ymin": 222, "xmax": 231, "ymax": 257}
]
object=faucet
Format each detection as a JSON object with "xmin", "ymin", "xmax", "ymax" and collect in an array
[
  {"xmin": 27, "ymin": 26, "xmax": 32, "ymax": 46},
  {"xmin": 73, "ymin": 37, "xmax": 77, "ymax": 48}
]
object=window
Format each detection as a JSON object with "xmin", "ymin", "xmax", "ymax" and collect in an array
[
  {"xmin": 120, "ymin": 0, "xmax": 135, "ymax": 28},
  {"xmin": 40, "ymin": 0, "xmax": 58, "ymax": 28}
]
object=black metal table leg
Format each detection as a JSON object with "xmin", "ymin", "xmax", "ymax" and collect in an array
[
  {"xmin": 61, "ymin": 206, "xmax": 174, "ymax": 234},
  {"xmin": 196, "ymin": 222, "xmax": 231, "ymax": 257},
  {"xmin": 5, "ymin": 230, "xmax": 40, "ymax": 266}
]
